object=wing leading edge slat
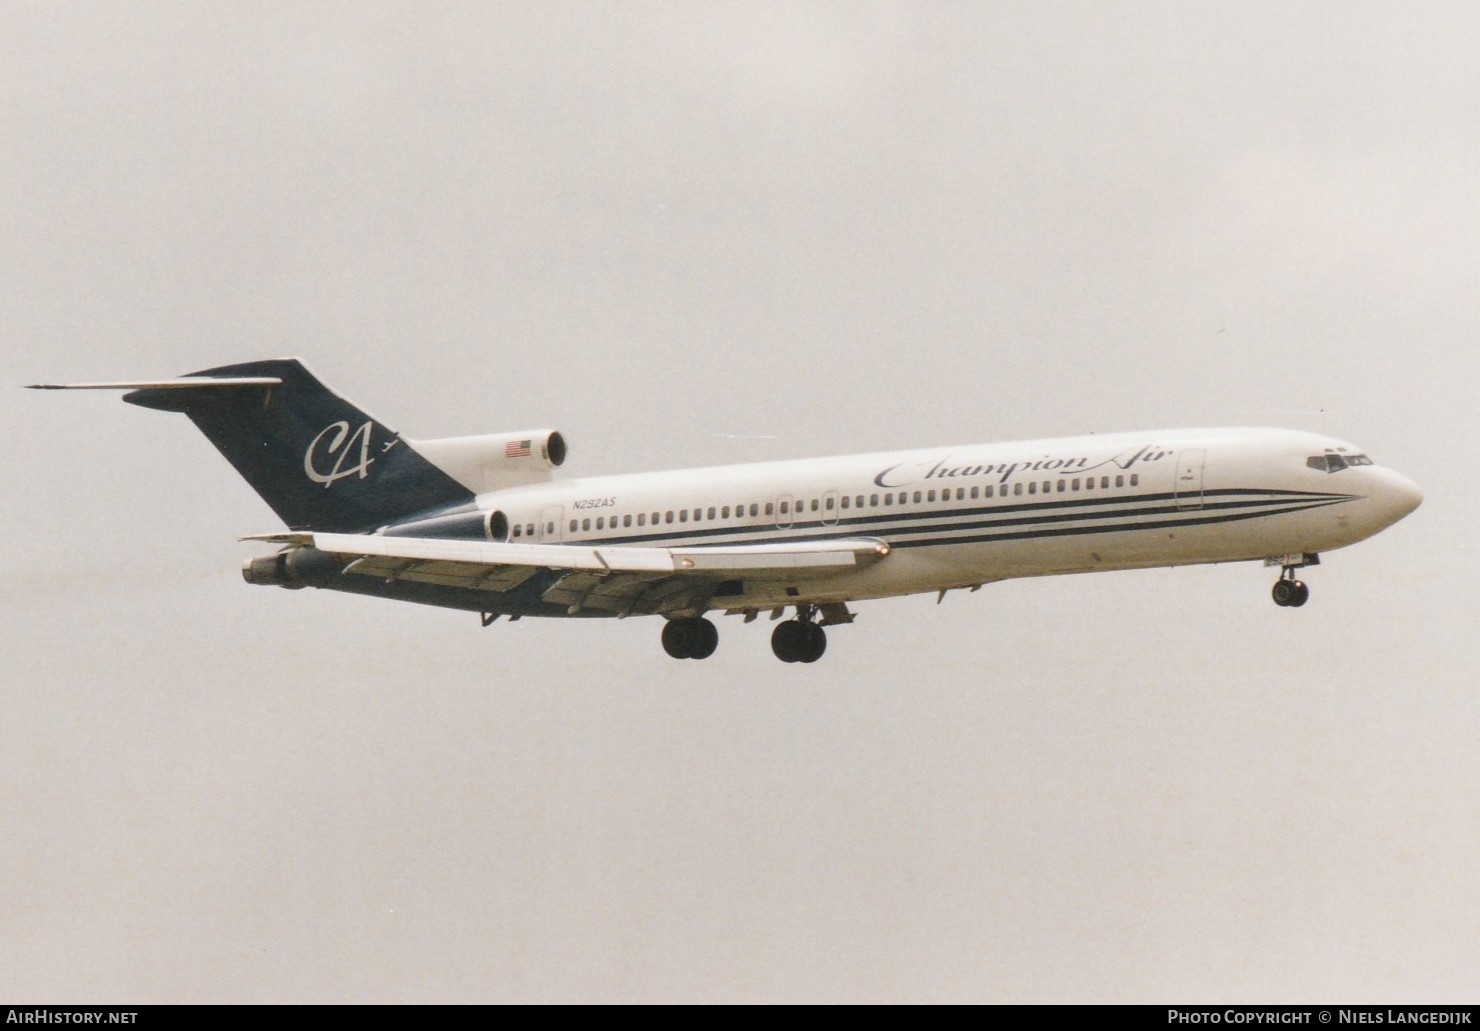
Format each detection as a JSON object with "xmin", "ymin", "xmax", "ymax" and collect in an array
[{"xmin": 308, "ymin": 532, "xmax": 887, "ymax": 577}]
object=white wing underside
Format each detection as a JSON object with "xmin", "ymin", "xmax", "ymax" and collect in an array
[{"xmin": 245, "ymin": 532, "xmax": 889, "ymax": 616}]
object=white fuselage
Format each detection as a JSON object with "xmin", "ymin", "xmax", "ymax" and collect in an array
[
  {"xmin": 457, "ymin": 428, "xmax": 1422, "ymax": 613},
  {"xmin": 49, "ymin": 361, "xmax": 1422, "ymax": 656}
]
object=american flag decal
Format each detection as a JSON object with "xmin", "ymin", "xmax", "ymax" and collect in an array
[{"xmin": 505, "ymin": 439, "xmax": 533, "ymax": 458}]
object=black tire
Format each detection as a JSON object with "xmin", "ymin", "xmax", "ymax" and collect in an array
[
  {"xmin": 662, "ymin": 618, "xmax": 698, "ymax": 659},
  {"xmin": 1272, "ymin": 580, "xmax": 1295, "ymax": 607},
  {"xmin": 1288, "ymin": 581, "xmax": 1309, "ymax": 608},
  {"xmin": 799, "ymin": 622, "xmax": 827, "ymax": 663},
  {"xmin": 692, "ymin": 618, "xmax": 719, "ymax": 659},
  {"xmin": 771, "ymin": 620, "xmax": 807, "ymax": 663}
]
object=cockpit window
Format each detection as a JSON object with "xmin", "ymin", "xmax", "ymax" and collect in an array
[{"xmin": 1307, "ymin": 452, "xmax": 1373, "ymax": 473}]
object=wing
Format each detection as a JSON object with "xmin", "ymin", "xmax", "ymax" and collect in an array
[{"xmin": 247, "ymin": 532, "xmax": 891, "ymax": 617}]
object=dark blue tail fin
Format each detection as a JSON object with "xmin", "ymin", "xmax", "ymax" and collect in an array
[{"xmin": 125, "ymin": 359, "xmax": 473, "ymax": 531}]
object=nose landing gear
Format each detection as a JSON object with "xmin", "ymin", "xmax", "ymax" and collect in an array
[
  {"xmin": 1271, "ymin": 575, "xmax": 1309, "ymax": 608},
  {"xmin": 1269, "ymin": 553, "xmax": 1318, "ymax": 608}
]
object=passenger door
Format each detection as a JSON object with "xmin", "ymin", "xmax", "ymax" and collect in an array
[
  {"xmin": 821, "ymin": 490, "xmax": 840, "ymax": 526},
  {"xmin": 775, "ymin": 493, "xmax": 795, "ymax": 529}
]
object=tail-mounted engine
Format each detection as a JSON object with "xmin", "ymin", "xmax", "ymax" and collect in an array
[
  {"xmin": 410, "ymin": 430, "xmax": 566, "ymax": 494},
  {"xmin": 241, "ymin": 547, "xmax": 341, "ymax": 589}
]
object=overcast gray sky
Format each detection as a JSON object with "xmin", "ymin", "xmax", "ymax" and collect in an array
[{"xmin": 4, "ymin": 1, "xmax": 1477, "ymax": 1003}]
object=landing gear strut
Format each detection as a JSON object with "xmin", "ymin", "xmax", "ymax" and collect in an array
[
  {"xmin": 771, "ymin": 607, "xmax": 827, "ymax": 663},
  {"xmin": 662, "ymin": 616, "xmax": 718, "ymax": 659}
]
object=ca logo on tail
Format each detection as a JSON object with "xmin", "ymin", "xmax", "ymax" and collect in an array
[{"xmin": 304, "ymin": 420, "xmax": 376, "ymax": 486}]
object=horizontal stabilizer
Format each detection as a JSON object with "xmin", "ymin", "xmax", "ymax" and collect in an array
[
  {"xmin": 27, "ymin": 377, "xmax": 283, "ymax": 390},
  {"xmin": 33, "ymin": 359, "xmax": 478, "ymax": 532}
]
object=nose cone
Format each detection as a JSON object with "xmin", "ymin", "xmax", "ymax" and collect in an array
[{"xmin": 1374, "ymin": 468, "xmax": 1423, "ymax": 527}]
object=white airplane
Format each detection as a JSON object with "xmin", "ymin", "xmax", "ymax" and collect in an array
[{"xmin": 31, "ymin": 359, "xmax": 1422, "ymax": 662}]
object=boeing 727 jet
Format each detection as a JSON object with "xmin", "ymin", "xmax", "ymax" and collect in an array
[{"xmin": 30, "ymin": 359, "xmax": 1422, "ymax": 662}]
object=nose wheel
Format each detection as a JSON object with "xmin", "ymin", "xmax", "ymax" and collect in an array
[
  {"xmin": 1268, "ymin": 553, "xmax": 1318, "ymax": 608},
  {"xmin": 1271, "ymin": 572, "xmax": 1310, "ymax": 608}
]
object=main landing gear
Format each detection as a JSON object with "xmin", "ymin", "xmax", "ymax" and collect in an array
[
  {"xmin": 771, "ymin": 608, "xmax": 827, "ymax": 664},
  {"xmin": 661, "ymin": 616, "xmax": 718, "ymax": 660},
  {"xmin": 659, "ymin": 606, "xmax": 837, "ymax": 662},
  {"xmin": 1270, "ymin": 554, "xmax": 1318, "ymax": 608}
]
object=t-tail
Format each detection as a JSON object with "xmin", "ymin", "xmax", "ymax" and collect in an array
[{"xmin": 29, "ymin": 358, "xmax": 566, "ymax": 532}]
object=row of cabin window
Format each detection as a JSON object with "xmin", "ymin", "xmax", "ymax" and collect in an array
[
  {"xmin": 836, "ymin": 473, "xmax": 1140, "ymax": 509},
  {"xmin": 527, "ymin": 472, "xmax": 1142, "ymax": 538}
]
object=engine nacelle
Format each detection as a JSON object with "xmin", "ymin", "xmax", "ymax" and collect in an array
[
  {"xmin": 411, "ymin": 430, "xmax": 566, "ymax": 493},
  {"xmin": 378, "ymin": 508, "xmax": 515, "ymax": 542},
  {"xmin": 241, "ymin": 547, "xmax": 341, "ymax": 589}
]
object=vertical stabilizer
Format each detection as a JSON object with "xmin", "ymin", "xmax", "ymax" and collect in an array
[{"xmin": 122, "ymin": 359, "xmax": 474, "ymax": 531}]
